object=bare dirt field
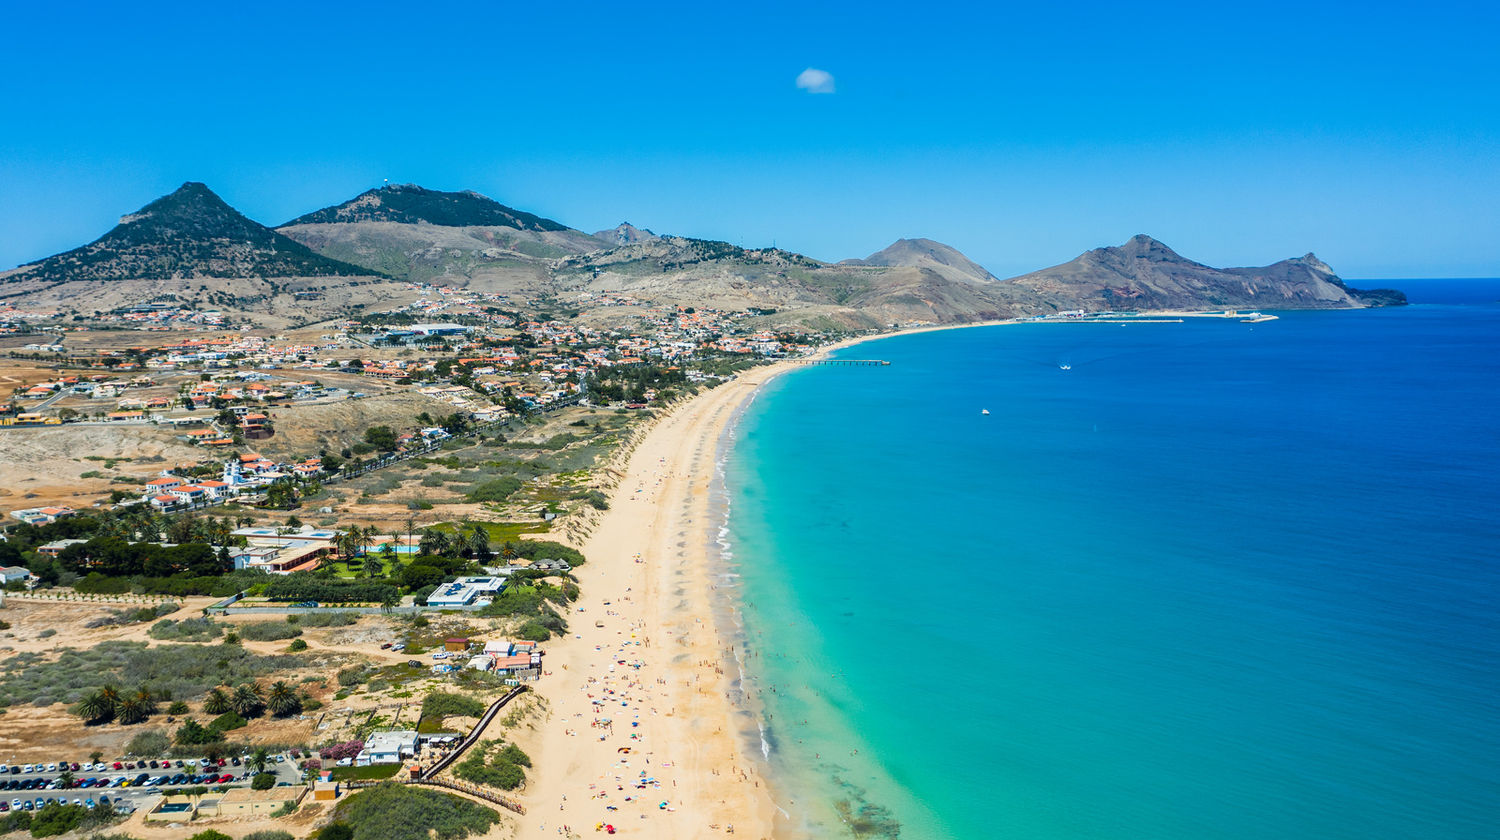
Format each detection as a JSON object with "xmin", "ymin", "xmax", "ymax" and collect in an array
[
  {"xmin": 0, "ymin": 424, "xmax": 205, "ymax": 510},
  {"xmin": 252, "ymin": 389, "xmax": 459, "ymax": 460}
]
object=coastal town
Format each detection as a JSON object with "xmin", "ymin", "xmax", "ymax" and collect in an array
[{"xmin": 0, "ymin": 282, "xmax": 847, "ymax": 840}]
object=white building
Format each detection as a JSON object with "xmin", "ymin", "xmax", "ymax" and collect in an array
[
  {"xmin": 425, "ymin": 576, "xmax": 507, "ymax": 608},
  {"xmin": 356, "ymin": 730, "xmax": 419, "ymax": 766}
]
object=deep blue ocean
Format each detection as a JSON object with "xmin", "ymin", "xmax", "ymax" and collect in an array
[{"xmin": 721, "ymin": 279, "xmax": 1500, "ymax": 839}]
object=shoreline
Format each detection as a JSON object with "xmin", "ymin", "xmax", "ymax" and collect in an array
[
  {"xmin": 513, "ymin": 323, "xmax": 1015, "ymax": 839},
  {"xmin": 513, "ymin": 327, "xmax": 907, "ymax": 839},
  {"xmin": 515, "ymin": 356, "xmax": 816, "ymax": 839}
]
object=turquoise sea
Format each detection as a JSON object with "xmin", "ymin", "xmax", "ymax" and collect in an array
[{"xmin": 719, "ymin": 280, "xmax": 1500, "ymax": 839}]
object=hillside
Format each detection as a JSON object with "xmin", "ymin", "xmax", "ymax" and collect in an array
[
  {"xmin": 555, "ymin": 237, "xmax": 1029, "ymax": 328},
  {"xmin": 1, "ymin": 182, "xmax": 379, "ymax": 285},
  {"xmin": 1005, "ymin": 235, "xmax": 1407, "ymax": 311},
  {"xmin": 842, "ymin": 238, "xmax": 998, "ymax": 286},
  {"xmin": 593, "ymin": 222, "xmax": 660, "ymax": 246},
  {"xmin": 277, "ymin": 184, "xmax": 606, "ymax": 288},
  {"xmin": 283, "ymin": 183, "xmax": 570, "ymax": 231}
]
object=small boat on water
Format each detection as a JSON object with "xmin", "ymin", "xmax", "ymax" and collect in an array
[
  {"xmin": 981, "ymin": 409, "xmax": 990, "ymax": 415},
  {"xmin": 1059, "ymin": 364, "xmax": 1072, "ymax": 370}
]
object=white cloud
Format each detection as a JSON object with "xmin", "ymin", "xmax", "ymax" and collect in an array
[{"xmin": 795, "ymin": 67, "xmax": 836, "ymax": 94}]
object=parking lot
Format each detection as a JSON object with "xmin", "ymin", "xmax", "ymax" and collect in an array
[{"xmin": 0, "ymin": 752, "xmax": 302, "ymax": 814}]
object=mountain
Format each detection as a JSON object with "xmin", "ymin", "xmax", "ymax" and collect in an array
[
  {"xmin": 2, "ymin": 182, "xmax": 377, "ymax": 285},
  {"xmin": 1005, "ymin": 235, "xmax": 1406, "ymax": 311},
  {"xmin": 842, "ymin": 238, "xmax": 997, "ymax": 286},
  {"xmin": 283, "ymin": 183, "xmax": 569, "ymax": 231},
  {"xmin": 277, "ymin": 184, "xmax": 606, "ymax": 289},
  {"xmin": 555, "ymin": 237, "xmax": 1030, "ymax": 329},
  {"xmin": 593, "ymin": 222, "xmax": 659, "ymax": 246}
]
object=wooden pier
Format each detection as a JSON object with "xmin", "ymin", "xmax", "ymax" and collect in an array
[{"xmin": 792, "ymin": 359, "xmax": 890, "ymax": 366}]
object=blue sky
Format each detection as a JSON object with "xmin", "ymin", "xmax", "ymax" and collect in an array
[{"xmin": 2, "ymin": 0, "xmax": 1497, "ymax": 278}]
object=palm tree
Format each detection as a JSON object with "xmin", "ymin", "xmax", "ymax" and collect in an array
[
  {"xmin": 404, "ymin": 515, "xmax": 418, "ymax": 551},
  {"xmin": 336, "ymin": 529, "xmax": 361, "ymax": 560},
  {"xmin": 133, "ymin": 687, "xmax": 158, "ymax": 717},
  {"xmin": 97, "ymin": 684, "xmax": 121, "ymax": 711},
  {"xmin": 419, "ymin": 528, "xmax": 450, "ymax": 557},
  {"xmin": 202, "ymin": 687, "xmax": 231, "ymax": 715},
  {"xmin": 74, "ymin": 690, "xmax": 115, "ymax": 724},
  {"xmin": 246, "ymin": 746, "xmax": 272, "ymax": 775},
  {"xmin": 381, "ymin": 589, "xmax": 400, "ymax": 615},
  {"xmin": 265, "ymin": 682, "xmax": 301, "ymax": 717},
  {"xmin": 364, "ymin": 555, "xmax": 384, "ymax": 579},
  {"xmin": 230, "ymin": 683, "xmax": 265, "ymax": 717},
  {"xmin": 465, "ymin": 524, "xmax": 490, "ymax": 561},
  {"xmin": 57, "ymin": 770, "xmax": 75, "ymax": 790},
  {"xmin": 116, "ymin": 695, "xmax": 148, "ymax": 725}
]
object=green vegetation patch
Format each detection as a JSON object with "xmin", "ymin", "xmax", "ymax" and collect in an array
[
  {"xmin": 237, "ymin": 620, "xmax": 303, "ymax": 641},
  {"xmin": 466, "ymin": 476, "xmax": 524, "ymax": 503},
  {"xmin": 327, "ymin": 763, "xmax": 401, "ymax": 782},
  {"xmin": 452, "ymin": 739, "xmax": 530, "ymax": 791},
  {"xmin": 148, "ymin": 617, "xmax": 223, "ymax": 642},
  {"xmin": 331, "ymin": 781, "xmax": 500, "ymax": 840},
  {"xmin": 0, "ymin": 641, "xmax": 299, "ymax": 709},
  {"xmin": 418, "ymin": 690, "xmax": 485, "ymax": 732},
  {"xmin": 294, "ymin": 611, "xmax": 360, "ymax": 628}
]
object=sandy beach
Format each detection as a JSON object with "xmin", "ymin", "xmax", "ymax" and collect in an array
[
  {"xmin": 515, "ymin": 358, "xmax": 814, "ymax": 840},
  {"xmin": 512, "ymin": 325, "xmax": 1010, "ymax": 839}
]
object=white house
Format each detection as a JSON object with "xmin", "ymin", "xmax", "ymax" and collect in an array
[
  {"xmin": 356, "ymin": 730, "xmax": 418, "ymax": 766},
  {"xmin": 1, "ymin": 566, "xmax": 37, "ymax": 586},
  {"xmin": 426, "ymin": 576, "xmax": 507, "ymax": 608}
]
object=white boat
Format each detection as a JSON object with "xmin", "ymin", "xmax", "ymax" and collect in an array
[
  {"xmin": 1059, "ymin": 364, "xmax": 1072, "ymax": 370},
  {"xmin": 981, "ymin": 409, "xmax": 990, "ymax": 415}
]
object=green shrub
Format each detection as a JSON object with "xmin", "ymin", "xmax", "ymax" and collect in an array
[
  {"xmin": 453, "ymin": 751, "xmax": 523, "ymax": 790},
  {"xmin": 243, "ymin": 832, "xmax": 296, "ymax": 840},
  {"xmin": 148, "ymin": 617, "xmax": 222, "ymax": 642},
  {"xmin": 337, "ymin": 666, "xmax": 371, "ymax": 688},
  {"xmin": 28, "ymin": 801, "xmax": 111, "ymax": 837},
  {"xmin": 263, "ymin": 577, "xmax": 398, "ymax": 604},
  {"xmin": 420, "ymin": 691, "xmax": 486, "ymax": 721},
  {"xmin": 516, "ymin": 621, "xmax": 550, "ymax": 642},
  {"xmin": 251, "ymin": 772, "xmax": 277, "ymax": 790},
  {"xmin": 333, "ymin": 782, "xmax": 498, "ymax": 840},
  {"xmin": 174, "ymin": 719, "xmax": 226, "ymax": 746},
  {"xmin": 466, "ymin": 476, "xmax": 522, "ymax": 503},
  {"xmin": 124, "ymin": 729, "xmax": 171, "ymax": 756},
  {"xmin": 237, "ymin": 621, "xmax": 302, "ymax": 641},
  {"xmin": 188, "ymin": 831, "xmax": 233, "ymax": 840},
  {"xmin": 498, "ymin": 743, "xmax": 531, "ymax": 768},
  {"xmin": 209, "ymin": 711, "xmax": 248, "ymax": 731},
  {"xmin": 288, "ymin": 638, "xmax": 309, "ymax": 652}
]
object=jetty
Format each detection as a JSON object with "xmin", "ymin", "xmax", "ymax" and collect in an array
[{"xmin": 792, "ymin": 358, "xmax": 890, "ymax": 366}]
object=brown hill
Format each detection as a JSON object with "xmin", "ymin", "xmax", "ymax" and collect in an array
[
  {"xmin": 277, "ymin": 184, "xmax": 607, "ymax": 289},
  {"xmin": 842, "ymin": 238, "xmax": 998, "ymax": 285},
  {"xmin": 1004, "ymin": 235, "xmax": 1406, "ymax": 311}
]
